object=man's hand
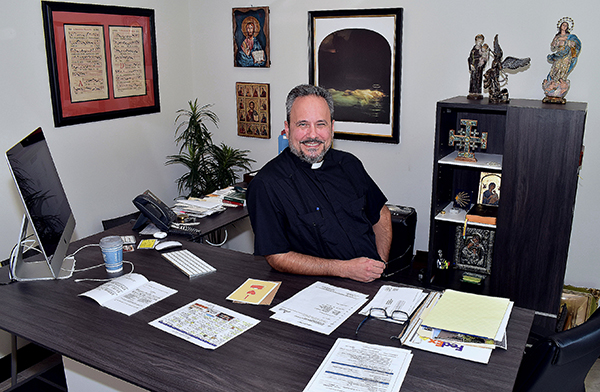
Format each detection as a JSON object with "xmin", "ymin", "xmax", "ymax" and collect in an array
[{"xmin": 336, "ymin": 257, "xmax": 386, "ymax": 283}]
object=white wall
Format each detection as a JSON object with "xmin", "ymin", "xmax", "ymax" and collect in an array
[
  {"xmin": 190, "ymin": 0, "xmax": 600, "ymax": 289},
  {"xmin": 0, "ymin": 0, "xmax": 195, "ymax": 357},
  {"xmin": 0, "ymin": 0, "xmax": 599, "ymax": 355}
]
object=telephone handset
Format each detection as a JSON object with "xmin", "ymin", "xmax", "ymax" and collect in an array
[{"xmin": 132, "ymin": 190, "xmax": 177, "ymax": 232}]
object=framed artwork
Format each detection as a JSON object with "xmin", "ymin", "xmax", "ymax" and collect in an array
[
  {"xmin": 232, "ymin": 7, "xmax": 270, "ymax": 68},
  {"xmin": 453, "ymin": 189, "xmax": 473, "ymax": 211},
  {"xmin": 477, "ymin": 172, "xmax": 501, "ymax": 206},
  {"xmin": 454, "ymin": 226, "xmax": 495, "ymax": 274},
  {"xmin": 308, "ymin": 8, "xmax": 403, "ymax": 144},
  {"xmin": 236, "ymin": 82, "xmax": 270, "ymax": 139},
  {"xmin": 41, "ymin": 2, "xmax": 160, "ymax": 127}
]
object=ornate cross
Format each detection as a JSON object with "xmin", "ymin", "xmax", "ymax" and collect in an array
[{"xmin": 449, "ymin": 119, "xmax": 488, "ymax": 162}]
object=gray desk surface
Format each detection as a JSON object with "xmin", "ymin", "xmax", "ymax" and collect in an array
[
  {"xmin": 193, "ymin": 206, "xmax": 248, "ymax": 236},
  {"xmin": 0, "ymin": 223, "xmax": 533, "ymax": 392}
]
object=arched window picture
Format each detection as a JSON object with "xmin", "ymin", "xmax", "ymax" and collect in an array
[
  {"xmin": 309, "ymin": 8, "xmax": 402, "ymax": 144},
  {"xmin": 318, "ymin": 29, "xmax": 391, "ymax": 125}
]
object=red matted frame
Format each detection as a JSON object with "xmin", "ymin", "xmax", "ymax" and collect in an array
[{"xmin": 42, "ymin": 2, "xmax": 160, "ymax": 127}]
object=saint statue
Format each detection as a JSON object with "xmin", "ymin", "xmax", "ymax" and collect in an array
[
  {"xmin": 542, "ymin": 17, "xmax": 581, "ymax": 104},
  {"xmin": 468, "ymin": 34, "xmax": 489, "ymax": 100}
]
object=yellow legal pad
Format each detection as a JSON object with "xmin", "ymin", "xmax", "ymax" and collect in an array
[{"xmin": 420, "ymin": 289, "xmax": 510, "ymax": 339}]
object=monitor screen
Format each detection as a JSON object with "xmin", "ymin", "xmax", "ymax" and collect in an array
[{"xmin": 6, "ymin": 127, "xmax": 76, "ymax": 279}]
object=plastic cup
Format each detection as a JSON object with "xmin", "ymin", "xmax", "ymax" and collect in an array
[{"xmin": 99, "ymin": 236, "xmax": 124, "ymax": 273}]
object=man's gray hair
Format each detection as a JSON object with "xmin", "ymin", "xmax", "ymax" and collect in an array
[{"xmin": 285, "ymin": 84, "xmax": 334, "ymax": 123}]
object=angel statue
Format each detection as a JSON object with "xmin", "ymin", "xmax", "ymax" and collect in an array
[
  {"xmin": 542, "ymin": 17, "xmax": 581, "ymax": 104},
  {"xmin": 483, "ymin": 35, "xmax": 531, "ymax": 104}
]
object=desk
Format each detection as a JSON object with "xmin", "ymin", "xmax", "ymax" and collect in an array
[
  {"xmin": 0, "ymin": 223, "xmax": 533, "ymax": 392},
  {"xmin": 192, "ymin": 206, "xmax": 248, "ymax": 237}
]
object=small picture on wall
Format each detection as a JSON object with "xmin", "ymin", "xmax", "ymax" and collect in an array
[
  {"xmin": 454, "ymin": 226, "xmax": 494, "ymax": 274},
  {"xmin": 232, "ymin": 7, "xmax": 270, "ymax": 68},
  {"xmin": 236, "ymin": 82, "xmax": 270, "ymax": 139}
]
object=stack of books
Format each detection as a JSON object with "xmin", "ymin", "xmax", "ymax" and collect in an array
[
  {"xmin": 208, "ymin": 186, "xmax": 247, "ymax": 207},
  {"xmin": 466, "ymin": 204, "xmax": 498, "ymax": 225}
]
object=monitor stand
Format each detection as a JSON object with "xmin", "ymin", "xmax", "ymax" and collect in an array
[
  {"xmin": 11, "ymin": 215, "xmax": 75, "ymax": 281},
  {"xmin": 0, "ymin": 264, "xmax": 12, "ymax": 284}
]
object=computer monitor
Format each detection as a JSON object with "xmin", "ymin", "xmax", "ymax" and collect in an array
[{"xmin": 5, "ymin": 127, "xmax": 76, "ymax": 280}]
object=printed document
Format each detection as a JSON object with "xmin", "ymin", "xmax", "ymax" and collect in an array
[
  {"xmin": 79, "ymin": 273, "xmax": 177, "ymax": 316},
  {"xmin": 150, "ymin": 299, "xmax": 259, "ymax": 349},
  {"xmin": 270, "ymin": 281, "xmax": 369, "ymax": 335},
  {"xmin": 358, "ymin": 285, "xmax": 427, "ymax": 323},
  {"xmin": 303, "ymin": 338, "xmax": 412, "ymax": 392}
]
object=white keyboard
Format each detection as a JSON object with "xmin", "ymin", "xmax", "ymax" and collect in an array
[{"xmin": 161, "ymin": 249, "xmax": 216, "ymax": 278}]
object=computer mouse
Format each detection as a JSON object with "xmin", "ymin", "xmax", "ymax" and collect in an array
[
  {"xmin": 153, "ymin": 231, "xmax": 167, "ymax": 239},
  {"xmin": 155, "ymin": 241, "xmax": 182, "ymax": 251}
]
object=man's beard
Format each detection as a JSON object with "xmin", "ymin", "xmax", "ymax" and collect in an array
[{"xmin": 289, "ymin": 138, "xmax": 330, "ymax": 164}]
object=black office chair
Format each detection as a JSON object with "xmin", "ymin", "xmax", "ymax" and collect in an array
[{"xmin": 513, "ymin": 308, "xmax": 600, "ymax": 392}]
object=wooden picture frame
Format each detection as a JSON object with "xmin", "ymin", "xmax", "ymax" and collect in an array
[
  {"xmin": 236, "ymin": 82, "xmax": 270, "ymax": 139},
  {"xmin": 232, "ymin": 7, "xmax": 270, "ymax": 68},
  {"xmin": 41, "ymin": 1, "xmax": 160, "ymax": 127},
  {"xmin": 454, "ymin": 226, "xmax": 494, "ymax": 274},
  {"xmin": 309, "ymin": 8, "xmax": 402, "ymax": 144}
]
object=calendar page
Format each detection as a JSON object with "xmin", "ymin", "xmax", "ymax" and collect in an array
[{"xmin": 149, "ymin": 299, "xmax": 259, "ymax": 349}]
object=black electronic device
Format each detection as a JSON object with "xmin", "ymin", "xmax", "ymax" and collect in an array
[
  {"xmin": 5, "ymin": 128, "xmax": 76, "ymax": 280},
  {"xmin": 383, "ymin": 205, "xmax": 417, "ymax": 280},
  {"xmin": 132, "ymin": 190, "xmax": 177, "ymax": 232}
]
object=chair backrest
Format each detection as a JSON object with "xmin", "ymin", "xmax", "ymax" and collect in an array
[
  {"xmin": 102, "ymin": 212, "xmax": 141, "ymax": 231},
  {"xmin": 513, "ymin": 309, "xmax": 600, "ymax": 392}
]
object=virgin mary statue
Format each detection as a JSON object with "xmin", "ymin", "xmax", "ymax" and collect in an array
[{"xmin": 542, "ymin": 17, "xmax": 581, "ymax": 103}]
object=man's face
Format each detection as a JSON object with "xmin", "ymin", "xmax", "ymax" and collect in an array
[
  {"xmin": 246, "ymin": 23, "xmax": 255, "ymax": 37},
  {"xmin": 285, "ymin": 95, "xmax": 334, "ymax": 164}
]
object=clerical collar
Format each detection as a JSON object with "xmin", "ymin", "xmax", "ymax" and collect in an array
[{"xmin": 311, "ymin": 161, "xmax": 324, "ymax": 170}]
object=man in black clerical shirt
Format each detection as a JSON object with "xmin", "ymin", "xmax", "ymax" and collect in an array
[{"xmin": 246, "ymin": 84, "xmax": 392, "ymax": 283}]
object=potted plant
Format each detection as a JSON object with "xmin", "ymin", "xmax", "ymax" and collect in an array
[{"xmin": 166, "ymin": 99, "xmax": 255, "ymax": 198}]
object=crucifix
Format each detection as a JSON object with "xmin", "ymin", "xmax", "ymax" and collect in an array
[{"xmin": 449, "ymin": 119, "xmax": 488, "ymax": 162}]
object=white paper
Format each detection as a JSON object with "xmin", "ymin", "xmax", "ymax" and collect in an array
[
  {"xmin": 173, "ymin": 198, "xmax": 225, "ymax": 218},
  {"xmin": 270, "ymin": 281, "xmax": 368, "ymax": 335},
  {"xmin": 303, "ymin": 338, "xmax": 412, "ymax": 392},
  {"xmin": 177, "ymin": 197, "xmax": 222, "ymax": 209},
  {"xmin": 495, "ymin": 301, "xmax": 513, "ymax": 342},
  {"xmin": 150, "ymin": 299, "xmax": 259, "ymax": 350},
  {"xmin": 358, "ymin": 285, "xmax": 427, "ymax": 323},
  {"xmin": 79, "ymin": 273, "xmax": 177, "ymax": 316}
]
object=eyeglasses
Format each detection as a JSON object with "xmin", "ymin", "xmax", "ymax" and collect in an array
[{"xmin": 355, "ymin": 307, "xmax": 409, "ymax": 336}]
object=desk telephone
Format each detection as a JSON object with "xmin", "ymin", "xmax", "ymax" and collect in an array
[{"xmin": 132, "ymin": 190, "xmax": 201, "ymax": 237}]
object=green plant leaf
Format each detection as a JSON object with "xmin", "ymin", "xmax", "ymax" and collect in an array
[{"xmin": 167, "ymin": 99, "xmax": 254, "ymax": 198}]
